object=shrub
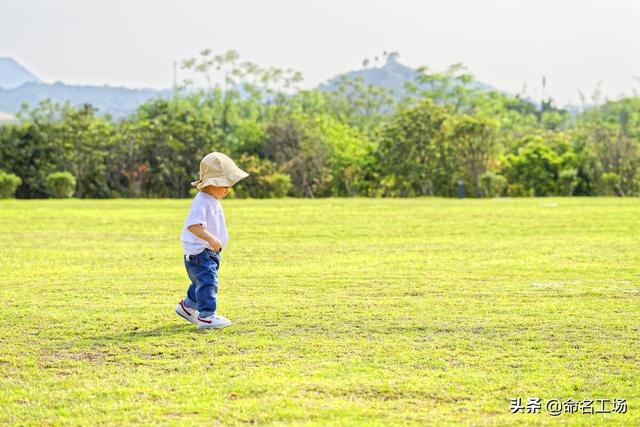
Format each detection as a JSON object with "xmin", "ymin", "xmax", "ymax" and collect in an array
[
  {"xmin": 501, "ymin": 138, "xmax": 562, "ymax": 196},
  {"xmin": 0, "ymin": 171, "xmax": 22, "ymax": 198},
  {"xmin": 46, "ymin": 171, "xmax": 76, "ymax": 198},
  {"xmin": 507, "ymin": 183, "xmax": 534, "ymax": 197},
  {"xmin": 264, "ymin": 172, "xmax": 292, "ymax": 198},
  {"xmin": 598, "ymin": 172, "xmax": 620, "ymax": 196},
  {"xmin": 480, "ymin": 171, "xmax": 507, "ymax": 197},
  {"xmin": 234, "ymin": 154, "xmax": 293, "ymax": 198}
]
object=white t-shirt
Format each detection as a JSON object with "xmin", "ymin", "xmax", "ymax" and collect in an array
[{"xmin": 180, "ymin": 191, "xmax": 229, "ymax": 255}]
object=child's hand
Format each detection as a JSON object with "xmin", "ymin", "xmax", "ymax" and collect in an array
[
  {"xmin": 208, "ymin": 237, "xmax": 222, "ymax": 252},
  {"xmin": 187, "ymin": 224, "xmax": 223, "ymax": 253}
]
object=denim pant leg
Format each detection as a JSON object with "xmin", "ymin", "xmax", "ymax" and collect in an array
[
  {"xmin": 184, "ymin": 282, "xmax": 198, "ymax": 309},
  {"xmin": 184, "ymin": 250, "xmax": 221, "ymax": 317}
]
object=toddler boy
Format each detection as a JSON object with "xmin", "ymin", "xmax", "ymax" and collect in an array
[{"xmin": 175, "ymin": 152, "xmax": 248, "ymax": 329}]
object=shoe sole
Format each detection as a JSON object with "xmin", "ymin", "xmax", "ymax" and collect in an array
[{"xmin": 175, "ymin": 306, "xmax": 198, "ymax": 325}]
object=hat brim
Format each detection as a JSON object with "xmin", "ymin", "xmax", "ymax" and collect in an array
[{"xmin": 191, "ymin": 168, "xmax": 249, "ymax": 190}]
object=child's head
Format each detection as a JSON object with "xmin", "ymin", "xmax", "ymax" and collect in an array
[{"xmin": 191, "ymin": 152, "xmax": 248, "ymax": 198}]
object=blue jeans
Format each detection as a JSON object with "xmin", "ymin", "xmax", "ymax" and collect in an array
[{"xmin": 183, "ymin": 248, "xmax": 221, "ymax": 317}]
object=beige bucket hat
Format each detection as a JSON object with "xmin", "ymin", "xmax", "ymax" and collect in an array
[{"xmin": 190, "ymin": 152, "xmax": 249, "ymax": 190}]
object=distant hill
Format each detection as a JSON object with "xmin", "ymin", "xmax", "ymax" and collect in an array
[
  {"xmin": 0, "ymin": 81, "xmax": 170, "ymax": 119},
  {"xmin": 0, "ymin": 56, "xmax": 171, "ymax": 118},
  {"xmin": 319, "ymin": 53, "xmax": 496, "ymax": 98},
  {"xmin": 0, "ymin": 57, "xmax": 41, "ymax": 89},
  {"xmin": 0, "ymin": 54, "xmax": 503, "ymax": 119}
]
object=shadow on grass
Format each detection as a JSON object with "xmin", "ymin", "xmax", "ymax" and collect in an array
[{"xmin": 84, "ymin": 323, "xmax": 198, "ymax": 346}]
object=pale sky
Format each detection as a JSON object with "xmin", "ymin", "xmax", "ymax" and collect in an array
[{"xmin": 2, "ymin": 0, "xmax": 640, "ymax": 106}]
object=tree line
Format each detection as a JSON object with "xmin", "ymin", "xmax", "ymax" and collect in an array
[{"xmin": 1, "ymin": 50, "xmax": 639, "ymax": 199}]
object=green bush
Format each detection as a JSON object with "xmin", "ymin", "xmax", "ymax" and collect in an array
[
  {"xmin": 46, "ymin": 172, "xmax": 77, "ymax": 198},
  {"xmin": 598, "ymin": 172, "xmax": 620, "ymax": 196},
  {"xmin": 0, "ymin": 171, "xmax": 22, "ymax": 198},
  {"xmin": 233, "ymin": 154, "xmax": 294, "ymax": 198},
  {"xmin": 501, "ymin": 138, "xmax": 563, "ymax": 196},
  {"xmin": 507, "ymin": 183, "xmax": 534, "ymax": 197},
  {"xmin": 479, "ymin": 172, "xmax": 507, "ymax": 197},
  {"xmin": 264, "ymin": 172, "xmax": 292, "ymax": 198}
]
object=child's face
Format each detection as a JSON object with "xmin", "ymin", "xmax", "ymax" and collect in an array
[{"xmin": 204, "ymin": 185, "xmax": 230, "ymax": 199}]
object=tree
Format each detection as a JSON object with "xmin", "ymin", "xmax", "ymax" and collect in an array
[
  {"xmin": 403, "ymin": 63, "xmax": 479, "ymax": 113},
  {"xmin": 448, "ymin": 115, "xmax": 498, "ymax": 197},
  {"xmin": 56, "ymin": 104, "xmax": 113, "ymax": 198},
  {"xmin": 312, "ymin": 115, "xmax": 376, "ymax": 196},
  {"xmin": 323, "ymin": 75, "xmax": 395, "ymax": 135},
  {"xmin": 577, "ymin": 98, "xmax": 640, "ymax": 196},
  {"xmin": 263, "ymin": 114, "xmax": 338, "ymax": 198},
  {"xmin": 376, "ymin": 100, "xmax": 453, "ymax": 196},
  {"xmin": 180, "ymin": 49, "xmax": 303, "ymax": 147}
]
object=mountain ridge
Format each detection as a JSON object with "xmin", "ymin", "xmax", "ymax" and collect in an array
[
  {"xmin": 0, "ymin": 57, "xmax": 41, "ymax": 89},
  {"xmin": 0, "ymin": 55, "xmax": 501, "ymax": 118},
  {"xmin": 0, "ymin": 81, "xmax": 171, "ymax": 119},
  {"xmin": 320, "ymin": 54, "xmax": 496, "ymax": 98}
]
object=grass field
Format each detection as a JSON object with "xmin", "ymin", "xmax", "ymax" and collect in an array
[{"xmin": 0, "ymin": 197, "xmax": 639, "ymax": 426}]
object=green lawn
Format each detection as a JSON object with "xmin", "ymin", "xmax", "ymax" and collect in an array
[{"xmin": 0, "ymin": 198, "xmax": 638, "ymax": 426}]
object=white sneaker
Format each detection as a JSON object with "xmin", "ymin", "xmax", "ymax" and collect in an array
[
  {"xmin": 175, "ymin": 300, "xmax": 198, "ymax": 325},
  {"xmin": 197, "ymin": 314, "xmax": 232, "ymax": 329}
]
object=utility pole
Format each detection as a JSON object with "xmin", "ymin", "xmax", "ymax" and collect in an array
[{"xmin": 173, "ymin": 61, "xmax": 177, "ymax": 91}]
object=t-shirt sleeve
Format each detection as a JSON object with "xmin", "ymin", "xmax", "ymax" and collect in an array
[{"xmin": 184, "ymin": 199, "xmax": 207, "ymax": 228}]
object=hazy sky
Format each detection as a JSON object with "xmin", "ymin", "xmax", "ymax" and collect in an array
[{"xmin": 2, "ymin": 0, "xmax": 639, "ymax": 105}]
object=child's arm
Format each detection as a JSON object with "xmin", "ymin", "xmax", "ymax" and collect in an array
[{"xmin": 187, "ymin": 224, "xmax": 222, "ymax": 252}]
